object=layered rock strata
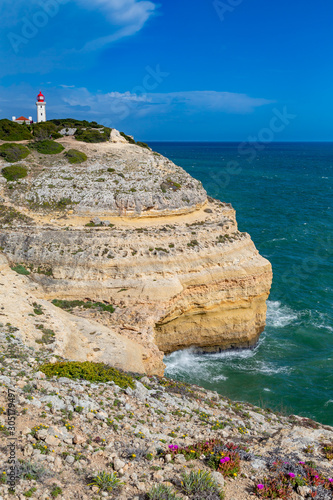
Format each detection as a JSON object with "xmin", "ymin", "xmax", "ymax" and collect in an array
[{"xmin": 0, "ymin": 136, "xmax": 272, "ymax": 374}]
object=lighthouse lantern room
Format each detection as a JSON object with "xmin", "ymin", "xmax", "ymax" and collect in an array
[{"xmin": 36, "ymin": 91, "xmax": 46, "ymax": 123}]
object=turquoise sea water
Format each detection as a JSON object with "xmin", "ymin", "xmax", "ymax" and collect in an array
[{"xmin": 149, "ymin": 142, "xmax": 333, "ymax": 426}]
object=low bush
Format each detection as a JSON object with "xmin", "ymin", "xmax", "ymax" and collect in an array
[
  {"xmin": 64, "ymin": 149, "xmax": 87, "ymax": 164},
  {"xmin": 29, "ymin": 140, "xmax": 64, "ymax": 155},
  {"xmin": 51, "ymin": 298, "xmax": 115, "ymax": 313},
  {"xmin": 88, "ymin": 471, "xmax": 123, "ymax": 492},
  {"xmin": 1, "ymin": 164, "xmax": 28, "ymax": 182},
  {"xmin": 147, "ymin": 484, "xmax": 182, "ymax": 499},
  {"xmin": 180, "ymin": 470, "xmax": 224, "ymax": 499},
  {"xmin": 75, "ymin": 127, "xmax": 111, "ymax": 143},
  {"xmin": 0, "ymin": 119, "xmax": 32, "ymax": 141},
  {"xmin": 39, "ymin": 361, "xmax": 135, "ymax": 388},
  {"xmin": 11, "ymin": 264, "xmax": 30, "ymax": 275},
  {"xmin": 32, "ymin": 122, "xmax": 62, "ymax": 140},
  {"xmin": 0, "ymin": 143, "xmax": 30, "ymax": 163}
]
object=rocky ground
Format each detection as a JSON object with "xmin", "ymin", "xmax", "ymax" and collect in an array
[{"xmin": 0, "ymin": 324, "xmax": 332, "ymax": 500}]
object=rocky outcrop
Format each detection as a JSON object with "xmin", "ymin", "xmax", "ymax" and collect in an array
[{"xmin": 0, "ymin": 135, "xmax": 272, "ymax": 375}]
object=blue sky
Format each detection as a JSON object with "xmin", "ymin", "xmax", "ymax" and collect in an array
[{"xmin": 0, "ymin": 0, "xmax": 332, "ymax": 141}]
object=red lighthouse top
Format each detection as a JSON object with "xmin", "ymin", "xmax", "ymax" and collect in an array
[{"xmin": 37, "ymin": 91, "xmax": 45, "ymax": 102}]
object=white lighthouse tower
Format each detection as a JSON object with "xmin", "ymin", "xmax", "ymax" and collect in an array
[{"xmin": 36, "ymin": 91, "xmax": 46, "ymax": 123}]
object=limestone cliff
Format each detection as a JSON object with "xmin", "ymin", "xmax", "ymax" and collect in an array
[{"xmin": 0, "ymin": 133, "xmax": 272, "ymax": 375}]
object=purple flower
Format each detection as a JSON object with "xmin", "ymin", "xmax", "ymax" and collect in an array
[
  {"xmin": 314, "ymin": 475, "xmax": 319, "ymax": 479},
  {"xmin": 257, "ymin": 484, "xmax": 264, "ymax": 490},
  {"xmin": 299, "ymin": 461, "xmax": 305, "ymax": 464},
  {"xmin": 288, "ymin": 473, "xmax": 296, "ymax": 478},
  {"xmin": 220, "ymin": 456, "xmax": 230, "ymax": 464},
  {"xmin": 328, "ymin": 478, "xmax": 333, "ymax": 483}
]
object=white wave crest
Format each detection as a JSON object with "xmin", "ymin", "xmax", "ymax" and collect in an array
[{"xmin": 266, "ymin": 301, "xmax": 298, "ymax": 328}]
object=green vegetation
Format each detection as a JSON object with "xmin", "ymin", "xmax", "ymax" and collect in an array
[
  {"xmin": 18, "ymin": 460, "xmax": 48, "ymax": 481},
  {"xmin": 147, "ymin": 485, "xmax": 182, "ymax": 500},
  {"xmin": 160, "ymin": 178, "xmax": 182, "ymax": 192},
  {"xmin": 136, "ymin": 141, "xmax": 150, "ymax": 149},
  {"xmin": 0, "ymin": 119, "xmax": 32, "ymax": 141},
  {"xmin": 29, "ymin": 140, "xmax": 64, "ymax": 155},
  {"xmin": 35, "ymin": 325, "xmax": 55, "ymax": 345},
  {"xmin": 11, "ymin": 264, "xmax": 31, "ymax": 276},
  {"xmin": 32, "ymin": 121, "xmax": 62, "ymax": 140},
  {"xmin": 1, "ymin": 164, "xmax": 28, "ymax": 182},
  {"xmin": 23, "ymin": 487, "xmax": 37, "ymax": 497},
  {"xmin": 50, "ymin": 485, "xmax": 63, "ymax": 498},
  {"xmin": 88, "ymin": 471, "xmax": 124, "ymax": 492},
  {"xmin": 64, "ymin": 149, "xmax": 87, "ymax": 164},
  {"xmin": 120, "ymin": 132, "xmax": 151, "ymax": 150},
  {"xmin": 49, "ymin": 118, "xmax": 104, "ymax": 129},
  {"xmin": 51, "ymin": 299, "xmax": 115, "ymax": 313},
  {"xmin": 39, "ymin": 361, "xmax": 135, "ymax": 389},
  {"xmin": 0, "ymin": 143, "xmax": 30, "ymax": 163},
  {"xmin": 120, "ymin": 131, "xmax": 136, "ymax": 144},
  {"xmin": 180, "ymin": 470, "xmax": 224, "ymax": 499},
  {"xmin": 0, "ymin": 205, "xmax": 32, "ymax": 228},
  {"xmin": 75, "ymin": 127, "xmax": 111, "ymax": 143}
]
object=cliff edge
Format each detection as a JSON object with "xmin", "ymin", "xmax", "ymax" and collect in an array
[{"xmin": 0, "ymin": 132, "xmax": 272, "ymax": 375}]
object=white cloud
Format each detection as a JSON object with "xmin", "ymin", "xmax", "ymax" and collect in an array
[
  {"xmin": 74, "ymin": 0, "xmax": 157, "ymax": 51},
  {"xmin": 60, "ymin": 88, "xmax": 273, "ymax": 118}
]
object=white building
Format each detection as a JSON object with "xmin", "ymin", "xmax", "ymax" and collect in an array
[
  {"xmin": 36, "ymin": 91, "xmax": 46, "ymax": 123},
  {"xmin": 12, "ymin": 116, "xmax": 33, "ymax": 124}
]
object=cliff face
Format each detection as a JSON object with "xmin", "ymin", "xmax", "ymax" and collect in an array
[{"xmin": 0, "ymin": 135, "xmax": 272, "ymax": 375}]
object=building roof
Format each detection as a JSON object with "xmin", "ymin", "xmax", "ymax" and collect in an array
[{"xmin": 16, "ymin": 116, "xmax": 30, "ymax": 121}]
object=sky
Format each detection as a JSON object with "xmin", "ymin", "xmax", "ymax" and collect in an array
[{"xmin": 0, "ymin": 0, "xmax": 332, "ymax": 141}]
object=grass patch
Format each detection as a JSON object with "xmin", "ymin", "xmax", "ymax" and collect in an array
[
  {"xmin": 64, "ymin": 149, "xmax": 87, "ymax": 164},
  {"xmin": 51, "ymin": 299, "xmax": 115, "ymax": 313},
  {"xmin": 0, "ymin": 143, "xmax": 30, "ymax": 163},
  {"xmin": 39, "ymin": 361, "xmax": 135, "ymax": 388},
  {"xmin": 29, "ymin": 140, "xmax": 64, "ymax": 155}
]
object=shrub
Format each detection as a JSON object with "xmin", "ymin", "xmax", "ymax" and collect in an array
[
  {"xmin": 18, "ymin": 460, "xmax": 48, "ymax": 481},
  {"xmin": 1, "ymin": 164, "xmax": 28, "ymax": 182},
  {"xmin": 75, "ymin": 127, "xmax": 111, "ymax": 143},
  {"xmin": 39, "ymin": 361, "xmax": 135, "ymax": 388},
  {"xmin": 120, "ymin": 131, "xmax": 136, "ymax": 144},
  {"xmin": 29, "ymin": 140, "xmax": 64, "ymax": 155},
  {"xmin": 322, "ymin": 443, "xmax": 333, "ymax": 460},
  {"xmin": 32, "ymin": 122, "xmax": 62, "ymax": 140},
  {"xmin": 64, "ymin": 149, "xmax": 87, "ymax": 164},
  {"xmin": 88, "ymin": 471, "xmax": 123, "ymax": 492},
  {"xmin": 0, "ymin": 143, "xmax": 30, "ymax": 163},
  {"xmin": 147, "ymin": 484, "xmax": 182, "ymax": 499},
  {"xmin": 51, "ymin": 299, "xmax": 115, "ymax": 313},
  {"xmin": 50, "ymin": 485, "xmax": 63, "ymax": 498},
  {"xmin": 180, "ymin": 470, "xmax": 224, "ymax": 499},
  {"xmin": 0, "ymin": 119, "xmax": 32, "ymax": 141},
  {"xmin": 11, "ymin": 264, "xmax": 30, "ymax": 275},
  {"xmin": 0, "ymin": 204, "xmax": 32, "ymax": 227},
  {"xmin": 136, "ymin": 141, "xmax": 150, "ymax": 150}
]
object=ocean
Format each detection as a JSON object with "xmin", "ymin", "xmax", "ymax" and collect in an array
[{"xmin": 149, "ymin": 142, "xmax": 333, "ymax": 426}]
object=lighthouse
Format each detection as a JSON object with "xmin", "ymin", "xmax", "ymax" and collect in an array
[{"xmin": 36, "ymin": 91, "xmax": 46, "ymax": 123}]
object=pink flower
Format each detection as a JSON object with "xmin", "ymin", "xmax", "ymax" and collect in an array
[
  {"xmin": 288, "ymin": 473, "xmax": 296, "ymax": 478},
  {"xmin": 257, "ymin": 484, "xmax": 264, "ymax": 490},
  {"xmin": 220, "ymin": 456, "xmax": 230, "ymax": 464},
  {"xmin": 314, "ymin": 475, "xmax": 319, "ymax": 479},
  {"xmin": 328, "ymin": 478, "xmax": 333, "ymax": 482},
  {"xmin": 299, "ymin": 461, "xmax": 305, "ymax": 464}
]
